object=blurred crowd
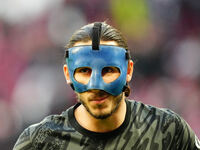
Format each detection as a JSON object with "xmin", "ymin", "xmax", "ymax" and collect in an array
[{"xmin": 0, "ymin": 0, "xmax": 200, "ymax": 149}]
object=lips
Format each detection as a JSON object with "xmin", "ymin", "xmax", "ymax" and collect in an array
[
  {"xmin": 90, "ymin": 95, "xmax": 109, "ymax": 104},
  {"xmin": 92, "ymin": 95, "xmax": 109, "ymax": 101}
]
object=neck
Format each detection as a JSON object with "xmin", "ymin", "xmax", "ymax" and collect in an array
[{"xmin": 74, "ymin": 96, "xmax": 127, "ymax": 133}]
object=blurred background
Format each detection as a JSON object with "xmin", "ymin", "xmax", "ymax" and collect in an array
[{"xmin": 0, "ymin": 0, "xmax": 200, "ymax": 149}]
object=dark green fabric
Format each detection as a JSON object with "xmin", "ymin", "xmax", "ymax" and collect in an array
[{"xmin": 13, "ymin": 99, "xmax": 200, "ymax": 150}]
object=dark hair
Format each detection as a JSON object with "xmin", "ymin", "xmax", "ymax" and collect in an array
[
  {"xmin": 65, "ymin": 22, "xmax": 128, "ymax": 51},
  {"xmin": 65, "ymin": 22, "xmax": 131, "ymax": 97}
]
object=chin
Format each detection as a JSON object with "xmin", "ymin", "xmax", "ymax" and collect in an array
[
  {"xmin": 89, "ymin": 106, "xmax": 116, "ymax": 119},
  {"xmin": 91, "ymin": 112, "xmax": 112, "ymax": 119}
]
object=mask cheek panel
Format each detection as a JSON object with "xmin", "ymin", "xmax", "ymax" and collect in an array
[{"xmin": 74, "ymin": 67, "xmax": 92, "ymax": 85}]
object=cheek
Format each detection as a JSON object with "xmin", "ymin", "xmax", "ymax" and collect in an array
[
  {"xmin": 78, "ymin": 92, "xmax": 88, "ymax": 102},
  {"xmin": 102, "ymin": 72, "xmax": 120, "ymax": 83},
  {"xmin": 74, "ymin": 74, "xmax": 91, "ymax": 85}
]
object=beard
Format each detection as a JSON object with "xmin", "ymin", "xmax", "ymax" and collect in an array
[{"xmin": 77, "ymin": 90, "xmax": 123, "ymax": 119}]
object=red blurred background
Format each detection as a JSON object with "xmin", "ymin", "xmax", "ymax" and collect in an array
[{"xmin": 0, "ymin": 0, "xmax": 200, "ymax": 149}]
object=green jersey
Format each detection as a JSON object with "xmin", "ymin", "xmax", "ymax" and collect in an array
[{"xmin": 13, "ymin": 99, "xmax": 200, "ymax": 150}]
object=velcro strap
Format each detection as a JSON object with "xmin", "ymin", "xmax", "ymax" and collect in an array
[
  {"xmin": 65, "ymin": 50, "xmax": 69, "ymax": 58},
  {"xmin": 92, "ymin": 22, "xmax": 102, "ymax": 50},
  {"xmin": 70, "ymin": 83, "xmax": 75, "ymax": 90},
  {"xmin": 126, "ymin": 51, "xmax": 131, "ymax": 59}
]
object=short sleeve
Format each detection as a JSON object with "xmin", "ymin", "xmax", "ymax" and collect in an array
[
  {"xmin": 174, "ymin": 114, "xmax": 200, "ymax": 150},
  {"xmin": 13, "ymin": 115, "xmax": 57, "ymax": 150},
  {"xmin": 13, "ymin": 127, "xmax": 35, "ymax": 150}
]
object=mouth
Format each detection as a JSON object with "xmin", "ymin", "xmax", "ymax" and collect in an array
[{"xmin": 90, "ymin": 95, "xmax": 109, "ymax": 104}]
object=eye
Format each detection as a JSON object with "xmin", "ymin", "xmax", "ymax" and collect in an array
[
  {"xmin": 79, "ymin": 68, "xmax": 91, "ymax": 73},
  {"xmin": 74, "ymin": 67, "xmax": 92, "ymax": 84},
  {"xmin": 76, "ymin": 67, "xmax": 92, "ymax": 74},
  {"xmin": 102, "ymin": 67, "xmax": 120, "ymax": 76},
  {"xmin": 102, "ymin": 67, "xmax": 120, "ymax": 83}
]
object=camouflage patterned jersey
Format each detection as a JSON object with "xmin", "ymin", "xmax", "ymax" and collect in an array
[{"xmin": 14, "ymin": 99, "xmax": 200, "ymax": 150}]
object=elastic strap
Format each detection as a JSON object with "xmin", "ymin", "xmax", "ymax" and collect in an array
[
  {"xmin": 92, "ymin": 22, "xmax": 102, "ymax": 50},
  {"xmin": 70, "ymin": 83, "xmax": 75, "ymax": 90},
  {"xmin": 126, "ymin": 51, "xmax": 131, "ymax": 60},
  {"xmin": 122, "ymin": 83, "xmax": 130, "ymax": 97},
  {"xmin": 65, "ymin": 50, "xmax": 69, "ymax": 58}
]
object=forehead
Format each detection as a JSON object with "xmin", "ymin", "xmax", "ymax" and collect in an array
[{"xmin": 74, "ymin": 40, "xmax": 118, "ymax": 47}]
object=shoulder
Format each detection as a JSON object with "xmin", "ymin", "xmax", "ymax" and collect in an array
[
  {"xmin": 127, "ymin": 99, "xmax": 200, "ymax": 149},
  {"xmin": 127, "ymin": 99, "xmax": 179, "ymax": 132},
  {"xmin": 29, "ymin": 108, "xmax": 76, "ymax": 136},
  {"xmin": 14, "ymin": 107, "xmax": 75, "ymax": 150},
  {"xmin": 29, "ymin": 111, "xmax": 72, "ymax": 134},
  {"xmin": 127, "ymin": 99, "xmax": 191, "ymax": 128},
  {"xmin": 127, "ymin": 99, "xmax": 177, "ymax": 119}
]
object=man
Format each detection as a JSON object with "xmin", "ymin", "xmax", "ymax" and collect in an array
[{"xmin": 14, "ymin": 22, "xmax": 200, "ymax": 150}]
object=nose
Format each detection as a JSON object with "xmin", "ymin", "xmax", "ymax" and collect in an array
[
  {"xmin": 87, "ymin": 89, "xmax": 109, "ymax": 97},
  {"xmin": 88, "ymin": 89, "xmax": 100, "ymax": 93},
  {"xmin": 87, "ymin": 69, "xmax": 102, "ymax": 90}
]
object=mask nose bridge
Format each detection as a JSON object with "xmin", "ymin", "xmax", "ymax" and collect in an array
[{"xmin": 87, "ymin": 63, "xmax": 104, "ymax": 90}]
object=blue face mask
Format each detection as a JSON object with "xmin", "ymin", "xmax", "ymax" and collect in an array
[{"xmin": 66, "ymin": 45, "xmax": 128, "ymax": 96}]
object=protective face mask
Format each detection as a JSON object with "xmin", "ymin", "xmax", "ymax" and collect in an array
[{"xmin": 66, "ymin": 45, "xmax": 128, "ymax": 96}]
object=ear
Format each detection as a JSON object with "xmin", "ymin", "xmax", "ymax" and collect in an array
[
  {"xmin": 126, "ymin": 60, "xmax": 134, "ymax": 82},
  {"xmin": 63, "ymin": 64, "xmax": 71, "ymax": 84}
]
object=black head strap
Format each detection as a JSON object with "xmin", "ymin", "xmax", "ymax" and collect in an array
[
  {"xmin": 92, "ymin": 22, "xmax": 102, "ymax": 50},
  {"xmin": 70, "ymin": 83, "xmax": 75, "ymax": 90},
  {"xmin": 65, "ymin": 50, "xmax": 69, "ymax": 58},
  {"xmin": 126, "ymin": 50, "xmax": 131, "ymax": 60}
]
